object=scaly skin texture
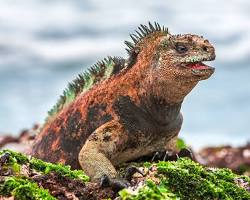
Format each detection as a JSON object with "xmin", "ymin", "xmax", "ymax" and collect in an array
[{"xmin": 32, "ymin": 22, "xmax": 216, "ymax": 181}]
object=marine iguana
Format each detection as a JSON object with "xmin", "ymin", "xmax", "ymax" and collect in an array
[{"xmin": 32, "ymin": 22, "xmax": 215, "ymax": 186}]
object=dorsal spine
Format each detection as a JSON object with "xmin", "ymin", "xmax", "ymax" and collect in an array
[
  {"xmin": 46, "ymin": 22, "xmax": 169, "ymax": 120},
  {"xmin": 47, "ymin": 56, "xmax": 126, "ymax": 119}
]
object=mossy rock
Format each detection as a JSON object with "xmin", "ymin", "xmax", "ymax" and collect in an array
[
  {"xmin": 120, "ymin": 159, "xmax": 250, "ymax": 200},
  {"xmin": 0, "ymin": 150, "xmax": 249, "ymax": 200},
  {"xmin": 0, "ymin": 150, "xmax": 89, "ymax": 199},
  {"xmin": 0, "ymin": 177, "xmax": 56, "ymax": 200}
]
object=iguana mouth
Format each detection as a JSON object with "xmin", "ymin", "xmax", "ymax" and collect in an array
[
  {"xmin": 186, "ymin": 62, "xmax": 212, "ymax": 70},
  {"xmin": 184, "ymin": 56, "xmax": 215, "ymax": 74}
]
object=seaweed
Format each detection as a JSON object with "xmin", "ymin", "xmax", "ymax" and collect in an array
[
  {"xmin": 0, "ymin": 150, "xmax": 249, "ymax": 199},
  {"xmin": 119, "ymin": 158, "xmax": 250, "ymax": 200},
  {"xmin": 29, "ymin": 157, "xmax": 89, "ymax": 182},
  {"xmin": 0, "ymin": 149, "xmax": 89, "ymax": 182},
  {"xmin": 119, "ymin": 180, "xmax": 180, "ymax": 200},
  {"xmin": 176, "ymin": 138, "xmax": 187, "ymax": 150},
  {"xmin": 157, "ymin": 158, "xmax": 250, "ymax": 199},
  {"xmin": 0, "ymin": 149, "xmax": 90, "ymax": 199},
  {"xmin": 0, "ymin": 177, "xmax": 55, "ymax": 200}
]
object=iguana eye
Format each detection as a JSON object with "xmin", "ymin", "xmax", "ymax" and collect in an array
[{"xmin": 176, "ymin": 44, "xmax": 188, "ymax": 53}]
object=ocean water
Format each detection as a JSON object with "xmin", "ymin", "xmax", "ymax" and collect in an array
[{"xmin": 0, "ymin": 0, "xmax": 249, "ymax": 149}]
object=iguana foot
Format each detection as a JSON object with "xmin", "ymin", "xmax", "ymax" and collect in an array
[
  {"xmin": 151, "ymin": 148, "xmax": 193, "ymax": 161},
  {"xmin": 100, "ymin": 174, "xmax": 130, "ymax": 191},
  {"xmin": 178, "ymin": 148, "xmax": 193, "ymax": 160},
  {"xmin": 124, "ymin": 165, "xmax": 144, "ymax": 181}
]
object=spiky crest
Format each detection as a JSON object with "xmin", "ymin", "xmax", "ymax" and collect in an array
[
  {"xmin": 47, "ymin": 22, "xmax": 168, "ymax": 120},
  {"xmin": 47, "ymin": 56, "xmax": 126, "ymax": 119},
  {"xmin": 125, "ymin": 22, "xmax": 169, "ymax": 66}
]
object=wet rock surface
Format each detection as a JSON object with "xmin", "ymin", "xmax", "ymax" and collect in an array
[
  {"xmin": 0, "ymin": 150, "xmax": 115, "ymax": 200},
  {"xmin": 32, "ymin": 173, "xmax": 115, "ymax": 200}
]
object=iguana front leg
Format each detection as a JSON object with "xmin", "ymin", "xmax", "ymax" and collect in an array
[{"xmin": 78, "ymin": 120, "xmax": 128, "ymax": 182}]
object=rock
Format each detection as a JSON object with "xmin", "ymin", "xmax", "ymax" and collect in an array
[
  {"xmin": 196, "ymin": 142, "xmax": 250, "ymax": 175},
  {"xmin": 0, "ymin": 150, "xmax": 249, "ymax": 200},
  {"xmin": 0, "ymin": 124, "xmax": 37, "ymax": 153}
]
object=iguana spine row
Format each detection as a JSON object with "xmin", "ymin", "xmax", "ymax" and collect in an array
[{"xmin": 47, "ymin": 22, "xmax": 166, "ymax": 120}]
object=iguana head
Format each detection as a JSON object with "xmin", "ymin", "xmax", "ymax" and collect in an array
[
  {"xmin": 125, "ymin": 22, "xmax": 216, "ymax": 103},
  {"xmin": 154, "ymin": 33, "xmax": 215, "ymax": 82}
]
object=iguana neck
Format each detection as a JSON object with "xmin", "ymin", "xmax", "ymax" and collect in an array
[
  {"xmin": 147, "ymin": 80, "xmax": 198, "ymax": 104},
  {"xmin": 137, "ymin": 79, "xmax": 197, "ymax": 126},
  {"xmin": 140, "ymin": 95, "xmax": 182, "ymax": 126},
  {"xmin": 123, "ymin": 35, "xmax": 198, "ymax": 124}
]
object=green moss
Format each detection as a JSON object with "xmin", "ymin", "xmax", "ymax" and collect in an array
[
  {"xmin": 143, "ymin": 162, "xmax": 152, "ymax": 168},
  {"xmin": 120, "ymin": 159, "xmax": 250, "ymax": 200},
  {"xmin": 0, "ymin": 149, "xmax": 89, "ymax": 182},
  {"xmin": 0, "ymin": 177, "xmax": 55, "ymax": 200},
  {"xmin": 176, "ymin": 138, "xmax": 187, "ymax": 150},
  {"xmin": 1, "ymin": 150, "xmax": 249, "ymax": 200},
  {"xmin": 0, "ymin": 149, "xmax": 90, "ymax": 199},
  {"xmin": 2, "ymin": 149, "xmax": 29, "ymax": 164},
  {"xmin": 29, "ymin": 157, "xmax": 89, "ymax": 182},
  {"xmin": 157, "ymin": 158, "xmax": 250, "ymax": 200},
  {"xmin": 119, "ymin": 180, "xmax": 180, "ymax": 200}
]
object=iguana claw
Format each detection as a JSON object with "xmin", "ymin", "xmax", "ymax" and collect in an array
[
  {"xmin": 124, "ymin": 165, "xmax": 144, "ymax": 181},
  {"xmin": 100, "ymin": 174, "xmax": 130, "ymax": 191},
  {"xmin": 178, "ymin": 148, "xmax": 193, "ymax": 160}
]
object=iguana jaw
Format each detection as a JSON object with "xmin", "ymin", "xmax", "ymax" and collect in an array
[
  {"xmin": 187, "ymin": 62, "xmax": 212, "ymax": 70},
  {"xmin": 186, "ymin": 61, "xmax": 215, "ymax": 75},
  {"xmin": 182, "ymin": 55, "xmax": 215, "ymax": 76}
]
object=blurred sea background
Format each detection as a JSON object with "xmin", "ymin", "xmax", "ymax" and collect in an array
[{"xmin": 0, "ymin": 0, "xmax": 249, "ymax": 149}]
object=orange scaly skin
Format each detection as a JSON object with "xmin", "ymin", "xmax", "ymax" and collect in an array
[{"xmin": 32, "ymin": 23, "xmax": 216, "ymax": 182}]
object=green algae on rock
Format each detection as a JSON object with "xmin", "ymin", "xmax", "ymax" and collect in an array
[
  {"xmin": 157, "ymin": 158, "xmax": 250, "ymax": 199},
  {"xmin": 0, "ymin": 149, "xmax": 89, "ymax": 182},
  {"xmin": 119, "ymin": 158, "xmax": 250, "ymax": 200},
  {"xmin": 0, "ymin": 149, "xmax": 249, "ymax": 199},
  {"xmin": 0, "ymin": 177, "xmax": 56, "ymax": 200},
  {"xmin": 0, "ymin": 149, "xmax": 89, "ymax": 199},
  {"xmin": 119, "ymin": 179, "xmax": 180, "ymax": 200},
  {"xmin": 176, "ymin": 138, "xmax": 187, "ymax": 150}
]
